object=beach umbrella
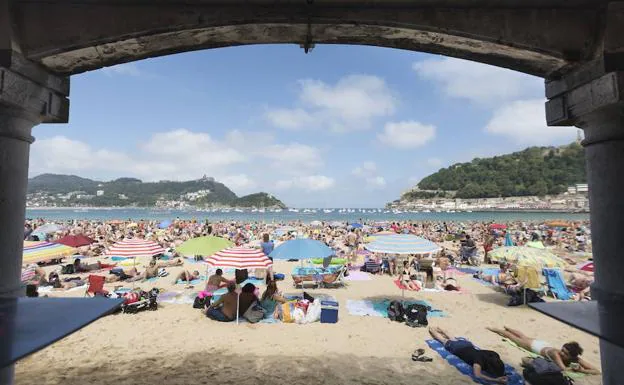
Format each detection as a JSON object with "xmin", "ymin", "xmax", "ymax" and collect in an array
[
  {"xmin": 310, "ymin": 220, "xmax": 323, "ymax": 227},
  {"xmin": 33, "ymin": 223, "xmax": 64, "ymax": 235},
  {"xmin": 489, "ymin": 223, "xmax": 507, "ymax": 230},
  {"xmin": 489, "ymin": 246, "xmax": 567, "ymax": 269},
  {"xmin": 526, "ymin": 241, "xmax": 545, "ymax": 249},
  {"xmin": 577, "ymin": 261, "xmax": 594, "ymax": 272},
  {"xmin": 269, "ymin": 238, "xmax": 335, "ymax": 260},
  {"xmin": 158, "ymin": 220, "xmax": 172, "ymax": 229},
  {"xmin": 546, "ymin": 220, "xmax": 571, "ymax": 228},
  {"xmin": 23, "ymin": 241, "xmax": 77, "ymax": 264},
  {"xmin": 329, "ymin": 221, "xmax": 345, "ymax": 228},
  {"xmin": 206, "ymin": 247, "xmax": 273, "ymax": 269},
  {"xmin": 55, "ymin": 234, "xmax": 95, "ymax": 248},
  {"xmin": 273, "ymin": 226, "xmax": 295, "ymax": 237},
  {"xmin": 105, "ymin": 238, "xmax": 165, "ymax": 258},
  {"xmin": 364, "ymin": 234, "xmax": 441, "ymax": 255},
  {"xmin": 176, "ymin": 236, "xmax": 233, "ymax": 256},
  {"xmin": 349, "ymin": 223, "xmax": 364, "ymax": 229}
]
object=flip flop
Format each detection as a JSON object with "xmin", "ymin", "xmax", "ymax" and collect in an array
[
  {"xmin": 414, "ymin": 355, "xmax": 433, "ymax": 362},
  {"xmin": 411, "ymin": 348, "xmax": 425, "ymax": 360}
]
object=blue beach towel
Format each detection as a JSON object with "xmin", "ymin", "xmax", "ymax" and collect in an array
[
  {"xmin": 543, "ymin": 268, "xmax": 573, "ymax": 300},
  {"xmin": 472, "ymin": 268, "xmax": 500, "ymax": 287},
  {"xmin": 145, "ymin": 277, "xmax": 159, "ymax": 283},
  {"xmin": 366, "ymin": 299, "xmax": 446, "ymax": 317},
  {"xmin": 426, "ymin": 338, "xmax": 524, "ymax": 385}
]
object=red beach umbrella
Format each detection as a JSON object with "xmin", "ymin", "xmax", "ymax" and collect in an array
[
  {"xmin": 55, "ymin": 234, "xmax": 95, "ymax": 248},
  {"xmin": 206, "ymin": 247, "xmax": 272, "ymax": 269},
  {"xmin": 489, "ymin": 224, "xmax": 507, "ymax": 230}
]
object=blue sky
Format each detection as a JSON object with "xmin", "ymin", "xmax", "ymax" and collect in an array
[{"xmin": 29, "ymin": 44, "xmax": 578, "ymax": 207}]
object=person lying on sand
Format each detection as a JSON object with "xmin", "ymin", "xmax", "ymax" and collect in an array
[
  {"xmin": 567, "ymin": 273, "xmax": 592, "ymax": 301},
  {"xmin": 475, "ymin": 263, "xmax": 518, "ymax": 288},
  {"xmin": 48, "ymin": 272, "xmax": 86, "ymax": 290},
  {"xmin": 205, "ymin": 282, "xmax": 237, "ymax": 322},
  {"xmin": 487, "ymin": 326, "xmax": 600, "ymax": 374},
  {"xmin": 173, "ymin": 270, "xmax": 200, "ymax": 284},
  {"xmin": 205, "ymin": 269, "xmax": 230, "ymax": 291},
  {"xmin": 399, "ymin": 260, "xmax": 421, "ymax": 291},
  {"xmin": 429, "ymin": 327, "xmax": 508, "ymax": 384}
]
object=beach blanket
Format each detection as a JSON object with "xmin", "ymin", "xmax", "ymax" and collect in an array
[
  {"xmin": 543, "ymin": 268, "xmax": 574, "ymax": 300},
  {"xmin": 346, "ymin": 299, "xmax": 446, "ymax": 318},
  {"xmin": 426, "ymin": 338, "xmax": 524, "ymax": 385},
  {"xmin": 344, "ymin": 271, "xmax": 372, "ymax": 281},
  {"xmin": 502, "ymin": 338, "xmax": 584, "ymax": 380},
  {"xmin": 157, "ymin": 291, "xmax": 197, "ymax": 305}
]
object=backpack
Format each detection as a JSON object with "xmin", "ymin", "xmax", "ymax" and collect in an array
[
  {"xmin": 61, "ymin": 264, "xmax": 75, "ymax": 274},
  {"xmin": 531, "ymin": 357, "xmax": 563, "ymax": 375},
  {"xmin": 404, "ymin": 303, "xmax": 429, "ymax": 327},
  {"xmin": 523, "ymin": 366, "xmax": 573, "ymax": 385},
  {"xmin": 387, "ymin": 300, "xmax": 405, "ymax": 322},
  {"xmin": 193, "ymin": 295, "xmax": 210, "ymax": 309}
]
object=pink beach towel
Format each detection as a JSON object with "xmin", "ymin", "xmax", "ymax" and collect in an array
[{"xmin": 393, "ymin": 279, "xmax": 421, "ymax": 291}]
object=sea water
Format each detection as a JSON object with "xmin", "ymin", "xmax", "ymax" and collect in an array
[{"xmin": 25, "ymin": 208, "xmax": 590, "ymax": 223}]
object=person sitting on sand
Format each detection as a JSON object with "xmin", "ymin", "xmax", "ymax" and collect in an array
[
  {"xmin": 487, "ymin": 326, "xmax": 600, "ymax": 374},
  {"xmin": 238, "ymin": 282, "xmax": 259, "ymax": 317},
  {"xmin": 173, "ymin": 269, "xmax": 200, "ymax": 285},
  {"xmin": 399, "ymin": 260, "xmax": 421, "ymax": 291},
  {"xmin": 429, "ymin": 327, "xmax": 508, "ymax": 384},
  {"xmin": 260, "ymin": 280, "xmax": 288, "ymax": 317},
  {"xmin": 205, "ymin": 268, "xmax": 230, "ymax": 292},
  {"xmin": 568, "ymin": 273, "xmax": 592, "ymax": 301},
  {"xmin": 143, "ymin": 258, "xmax": 183, "ymax": 279},
  {"xmin": 205, "ymin": 282, "xmax": 237, "ymax": 322},
  {"xmin": 21, "ymin": 263, "xmax": 48, "ymax": 286}
]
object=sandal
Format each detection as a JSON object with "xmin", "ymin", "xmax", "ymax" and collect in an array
[
  {"xmin": 411, "ymin": 348, "xmax": 425, "ymax": 360},
  {"xmin": 413, "ymin": 355, "xmax": 433, "ymax": 362}
]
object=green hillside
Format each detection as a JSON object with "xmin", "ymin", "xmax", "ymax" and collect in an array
[
  {"xmin": 27, "ymin": 174, "xmax": 286, "ymax": 208},
  {"xmin": 406, "ymin": 142, "xmax": 586, "ymax": 199}
]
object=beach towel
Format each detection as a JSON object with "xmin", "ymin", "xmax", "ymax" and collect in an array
[
  {"xmin": 346, "ymin": 299, "xmax": 445, "ymax": 318},
  {"xmin": 176, "ymin": 278, "xmax": 204, "ymax": 285},
  {"xmin": 393, "ymin": 279, "xmax": 421, "ymax": 291},
  {"xmin": 145, "ymin": 277, "xmax": 159, "ymax": 283},
  {"xmin": 543, "ymin": 269, "xmax": 574, "ymax": 300},
  {"xmin": 502, "ymin": 338, "xmax": 584, "ymax": 380},
  {"xmin": 427, "ymin": 338, "xmax": 524, "ymax": 385},
  {"xmin": 457, "ymin": 266, "xmax": 480, "ymax": 275},
  {"xmin": 472, "ymin": 268, "xmax": 500, "ymax": 287}
]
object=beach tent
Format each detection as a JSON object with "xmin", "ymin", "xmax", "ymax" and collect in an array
[
  {"xmin": 206, "ymin": 247, "xmax": 272, "ymax": 324},
  {"xmin": 176, "ymin": 236, "xmax": 233, "ymax": 257},
  {"xmin": 23, "ymin": 241, "xmax": 77, "ymax": 264},
  {"xmin": 364, "ymin": 234, "xmax": 441, "ymax": 255},
  {"xmin": 104, "ymin": 238, "xmax": 165, "ymax": 258},
  {"xmin": 269, "ymin": 239, "xmax": 335, "ymax": 260},
  {"xmin": 55, "ymin": 234, "xmax": 95, "ymax": 248},
  {"xmin": 489, "ymin": 246, "xmax": 567, "ymax": 269}
]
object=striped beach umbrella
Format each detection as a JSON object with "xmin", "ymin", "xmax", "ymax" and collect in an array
[
  {"xmin": 23, "ymin": 241, "xmax": 77, "ymax": 264},
  {"xmin": 489, "ymin": 246, "xmax": 567, "ymax": 269},
  {"xmin": 206, "ymin": 247, "xmax": 273, "ymax": 269},
  {"xmin": 364, "ymin": 234, "xmax": 441, "ymax": 255},
  {"xmin": 104, "ymin": 238, "xmax": 165, "ymax": 258}
]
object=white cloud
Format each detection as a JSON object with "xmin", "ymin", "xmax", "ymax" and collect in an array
[
  {"xmin": 484, "ymin": 99, "xmax": 577, "ymax": 145},
  {"xmin": 352, "ymin": 161, "xmax": 377, "ymax": 177},
  {"xmin": 275, "ymin": 175, "xmax": 335, "ymax": 191},
  {"xmin": 412, "ymin": 57, "xmax": 542, "ymax": 105},
  {"xmin": 265, "ymin": 74, "xmax": 397, "ymax": 132},
  {"xmin": 378, "ymin": 121, "xmax": 436, "ymax": 149},
  {"xmin": 101, "ymin": 63, "xmax": 142, "ymax": 77},
  {"xmin": 219, "ymin": 174, "xmax": 256, "ymax": 194},
  {"xmin": 261, "ymin": 143, "xmax": 323, "ymax": 171},
  {"xmin": 265, "ymin": 108, "xmax": 313, "ymax": 130},
  {"xmin": 366, "ymin": 176, "xmax": 387, "ymax": 188},
  {"xmin": 426, "ymin": 158, "xmax": 443, "ymax": 168}
]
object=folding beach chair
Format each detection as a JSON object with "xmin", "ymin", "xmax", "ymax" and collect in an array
[
  {"xmin": 84, "ymin": 274, "xmax": 108, "ymax": 297},
  {"xmin": 322, "ymin": 266, "xmax": 347, "ymax": 288}
]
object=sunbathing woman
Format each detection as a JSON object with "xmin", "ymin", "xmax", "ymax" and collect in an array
[
  {"xmin": 487, "ymin": 326, "xmax": 600, "ymax": 374},
  {"xmin": 48, "ymin": 272, "xmax": 86, "ymax": 290},
  {"xmin": 399, "ymin": 260, "xmax": 421, "ymax": 291},
  {"xmin": 429, "ymin": 327, "xmax": 508, "ymax": 384},
  {"xmin": 173, "ymin": 270, "xmax": 200, "ymax": 285}
]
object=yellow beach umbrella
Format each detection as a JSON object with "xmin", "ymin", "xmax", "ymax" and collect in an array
[
  {"xmin": 23, "ymin": 241, "xmax": 77, "ymax": 264},
  {"xmin": 489, "ymin": 246, "xmax": 567, "ymax": 269}
]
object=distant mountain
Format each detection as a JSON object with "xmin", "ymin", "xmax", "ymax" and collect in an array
[
  {"xmin": 402, "ymin": 142, "xmax": 586, "ymax": 200},
  {"xmin": 27, "ymin": 174, "xmax": 286, "ymax": 208}
]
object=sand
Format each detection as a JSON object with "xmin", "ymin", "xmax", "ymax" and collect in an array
[{"xmin": 15, "ymin": 258, "xmax": 602, "ymax": 385}]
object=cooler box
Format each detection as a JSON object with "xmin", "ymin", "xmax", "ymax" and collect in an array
[{"xmin": 320, "ymin": 300, "xmax": 339, "ymax": 323}]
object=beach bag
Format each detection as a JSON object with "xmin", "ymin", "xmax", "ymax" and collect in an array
[
  {"xmin": 523, "ymin": 366, "xmax": 572, "ymax": 385},
  {"xmin": 304, "ymin": 300, "xmax": 322, "ymax": 323},
  {"xmin": 281, "ymin": 302, "xmax": 297, "ymax": 323},
  {"xmin": 193, "ymin": 295, "xmax": 210, "ymax": 309},
  {"xmin": 61, "ymin": 264, "xmax": 75, "ymax": 274},
  {"xmin": 531, "ymin": 358, "xmax": 563, "ymax": 375},
  {"xmin": 243, "ymin": 301, "xmax": 266, "ymax": 324},
  {"xmin": 293, "ymin": 307, "xmax": 306, "ymax": 324},
  {"xmin": 387, "ymin": 300, "xmax": 405, "ymax": 322},
  {"xmin": 123, "ymin": 292, "xmax": 140, "ymax": 305},
  {"xmin": 404, "ymin": 303, "xmax": 428, "ymax": 327}
]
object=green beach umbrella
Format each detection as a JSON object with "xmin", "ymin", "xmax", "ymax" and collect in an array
[
  {"xmin": 489, "ymin": 246, "xmax": 566, "ymax": 269},
  {"xmin": 176, "ymin": 236, "xmax": 233, "ymax": 256}
]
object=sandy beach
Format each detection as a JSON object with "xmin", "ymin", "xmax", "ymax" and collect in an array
[{"xmin": 15, "ymin": 257, "xmax": 601, "ymax": 385}]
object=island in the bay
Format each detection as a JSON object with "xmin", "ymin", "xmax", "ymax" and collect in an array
[
  {"xmin": 26, "ymin": 174, "xmax": 286, "ymax": 209},
  {"xmin": 390, "ymin": 142, "xmax": 589, "ymax": 212}
]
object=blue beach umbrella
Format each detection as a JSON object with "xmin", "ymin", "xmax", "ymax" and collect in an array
[
  {"xmin": 158, "ymin": 220, "xmax": 172, "ymax": 229},
  {"xmin": 269, "ymin": 239, "xmax": 335, "ymax": 260},
  {"xmin": 349, "ymin": 223, "xmax": 364, "ymax": 229},
  {"xmin": 364, "ymin": 234, "xmax": 441, "ymax": 255}
]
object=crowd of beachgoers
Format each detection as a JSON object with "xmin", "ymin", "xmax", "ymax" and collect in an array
[{"xmin": 19, "ymin": 217, "xmax": 598, "ymax": 385}]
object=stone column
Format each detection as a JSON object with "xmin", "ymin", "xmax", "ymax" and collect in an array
[
  {"xmin": 578, "ymin": 105, "xmax": 624, "ymax": 385},
  {"xmin": 0, "ymin": 107, "xmax": 36, "ymax": 298},
  {"xmin": 0, "ymin": 56, "xmax": 69, "ymax": 385},
  {"xmin": 547, "ymin": 70, "xmax": 624, "ymax": 385}
]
